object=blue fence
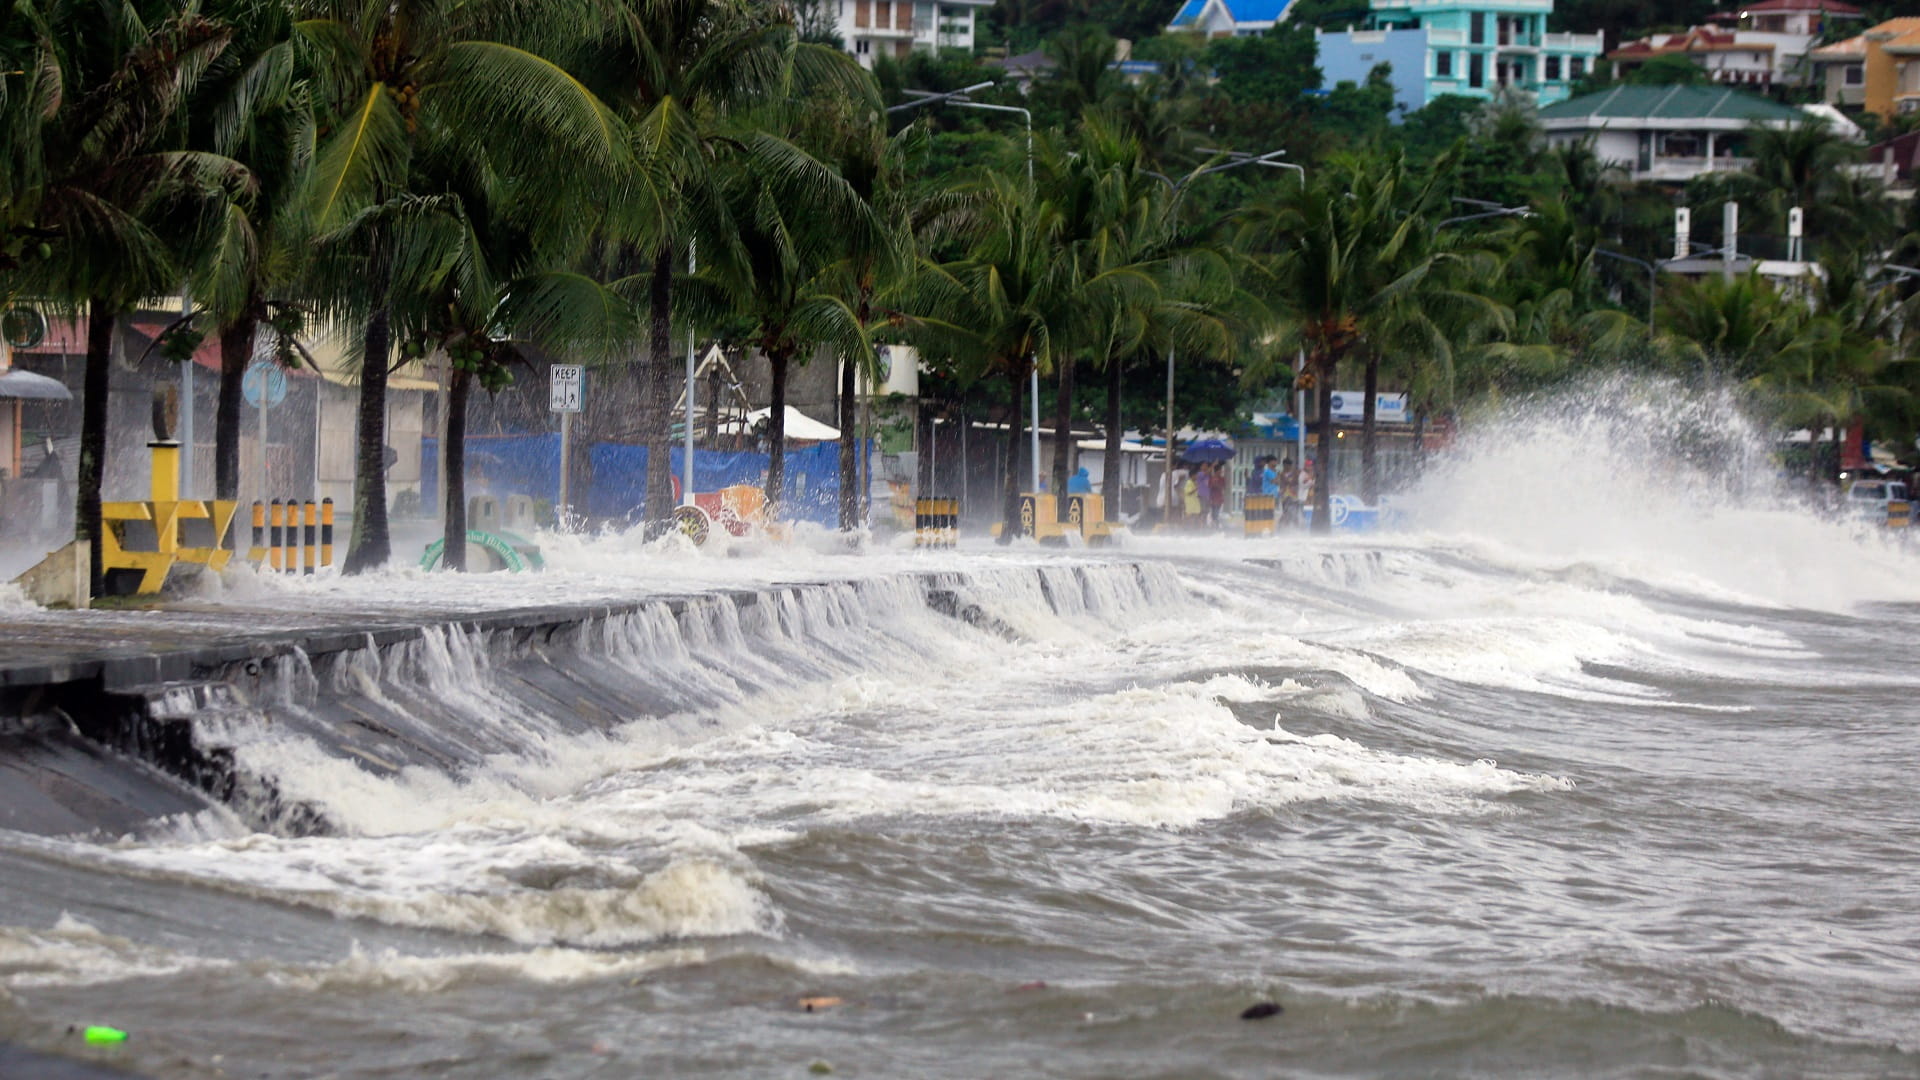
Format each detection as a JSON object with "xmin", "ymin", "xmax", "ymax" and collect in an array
[{"xmin": 421, "ymin": 435, "xmax": 866, "ymax": 528}]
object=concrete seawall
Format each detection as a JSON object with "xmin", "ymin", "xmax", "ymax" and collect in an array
[{"xmin": 0, "ymin": 562, "xmax": 1178, "ymax": 838}]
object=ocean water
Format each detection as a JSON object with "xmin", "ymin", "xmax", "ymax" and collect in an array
[{"xmin": 3, "ymin": 383, "xmax": 1918, "ymax": 1078}]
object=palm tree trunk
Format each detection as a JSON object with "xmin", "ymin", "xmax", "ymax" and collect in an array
[
  {"xmin": 838, "ymin": 353, "xmax": 857, "ymax": 530},
  {"xmin": 999, "ymin": 358, "xmax": 1028, "ymax": 544},
  {"xmin": 442, "ymin": 366, "xmax": 472, "ymax": 571},
  {"xmin": 1413, "ymin": 409, "xmax": 1428, "ymax": 469},
  {"xmin": 1052, "ymin": 354, "xmax": 1073, "ymax": 514},
  {"xmin": 766, "ymin": 347, "xmax": 790, "ymax": 515},
  {"xmin": 77, "ymin": 300, "xmax": 114, "ymax": 598},
  {"xmin": 1360, "ymin": 350, "xmax": 1379, "ymax": 504},
  {"xmin": 644, "ymin": 243, "xmax": 676, "ymax": 531},
  {"xmin": 342, "ymin": 305, "xmax": 392, "ymax": 574},
  {"xmin": 1311, "ymin": 358, "xmax": 1335, "ymax": 536},
  {"xmin": 1103, "ymin": 350, "xmax": 1124, "ymax": 507},
  {"xmin": 214, "ymin": 314, "xmax": 254, "ymax": 502}
]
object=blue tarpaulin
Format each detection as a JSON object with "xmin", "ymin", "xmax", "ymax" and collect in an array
[{"xmin": 421, "ymin": 435, "xmax": 867, "ymax": 528}]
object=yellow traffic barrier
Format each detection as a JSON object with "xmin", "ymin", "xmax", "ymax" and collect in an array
[
  {"xmin": 1890, "ymin": 500, "xmax": 1912, "ymax": 528},
  {"xmin": 1244, "ymin": 494, "xmax": 1276, "ymax": 536},
  {"xmin": 99, "ymin": 441, "xmax": 237, "ymax": 593},
  {"xmin": 915, "ymin": 496, "xmax": 958, "ymax": 547}
]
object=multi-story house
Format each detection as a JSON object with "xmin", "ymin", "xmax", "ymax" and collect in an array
[
  {"xmin": 830, "ymin": 0, "xmax": 994, "ymax": 68},
  {"xmin": 1315, "ymin": 0, "xmax": 1604, "ymax": 111},
  {"xmin": 1539, "ymin": 84, "xmax": 1841, "ymax": 183},
  {"xmin": 1808, "ymin": 17, "xmax": 1920, "ymax": 118},
  {"xmin": 1607, "ymin": 1, "xmax": 1861, "ymax": 90}
]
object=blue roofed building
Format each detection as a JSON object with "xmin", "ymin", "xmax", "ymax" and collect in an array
[
  {"xmin": 1167, "ymin": 0, "xmax": 1297, "ymax": 38},
  {"xmin": 1315, "ymin": 0, "xmax": 1604, "ymax": 111}
]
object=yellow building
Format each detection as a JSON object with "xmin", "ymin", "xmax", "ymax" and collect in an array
[{"xmin": 1809, "ymin": 17, "xmax": 1920, "ymax": 119}]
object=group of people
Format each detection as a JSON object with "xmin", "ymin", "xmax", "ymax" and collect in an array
[
  {"xmin": 1251, "ymin": 454, "xmax": 1308, "ymax": 526},
  {"xmin": 1168, "ymin": 461, "xmax": 1231, "ymax": 526}
]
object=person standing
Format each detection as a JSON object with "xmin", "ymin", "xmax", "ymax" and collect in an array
[
  {"xmin": 1279, "ymin": 456, "xmax": 1301, "ymax": 526},
  {"xmin": 1206, "ymin": 462, "xmax": 1227, "ymax": 526}
]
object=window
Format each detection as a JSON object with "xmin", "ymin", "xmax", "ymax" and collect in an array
[
  {"xmin": 1469, "ymin": 51, "xmax": 1484, "ymax": 88},
  {"xmin": 1435, "ymin": 50, "xmax": 1452, "ymax": 77},
  {"xmin": 855, "ymin": 37, "xmax": 870, "ymax": 53},
  {"xmin": 1570, "ymin": 56, "xmax": 1585, "ymax": 78},
  {"xmin": 1470, "ymin": 12, "xmax": 1485, "ymax": 44},
  {"xmin": 875, "ymin": 2, "xmax": 889, "ymax": 26},
  {"xmin": 1845, "ymin": 63, "xmax": 1865, "ymax": 86},
  {"xmin": 1545, "ymin": 55, "xmax": 1560, "ymax": 80},
  {"xmin": 855, "ymin": 0, "xmax": 869, "ymax": 27}
]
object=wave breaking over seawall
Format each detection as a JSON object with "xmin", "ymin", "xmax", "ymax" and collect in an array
[
  {"xmin": 47, "ymin": 561, "xmax": 1191, "ymax": 839},
  {"xmin": 1393, "ymin": 373, "xmax": 1920, "ymax": 611}
]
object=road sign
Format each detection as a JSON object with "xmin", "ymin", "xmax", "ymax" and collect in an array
[
  {"xmin": 550, "ymin": 364, "xmax": 583, "ymax": 412},
  {"xmin": 242, "ymin": 361, "xmax": 287, "ymax": 408}
]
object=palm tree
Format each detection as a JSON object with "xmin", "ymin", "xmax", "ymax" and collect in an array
[
  {"xmin": 294, "ymin": 0, "xmax": 625, "ymax": 572},
  {"xmin": 1747, "ymin": 260, "xmax": 1914, "ymax": 486},
  {"xmin": 383, "ymin": 129, "xmax": 634, "ymax": 569},
  {"xmin": 1740, "ymin": 119, "xmax": 1890, "ymax": 256},
  {"xmin": 1238, "ymin": 152, "xmax": 1474, "ymax": 524},
  {"xmin": 762, "ymin": 96, "xmax": 909, "ymax": 531},
  {"xmin": 907, "ymin": 173, "xmax": 1077, "ymax": 539},
  {"xmin": 909, "ymin": 170, "xmax": 1156, "ymax": 537},
  {"xmin": 575, "ymin": 0, "xmax": 867, "ymax": 533},
  {"xmin": 688, "ymin": 130, "xmax": 877, "ymax": 518},
  {"xmin": 18, "ymin": 0, "xmax": 243, "ymax": 596},
  {"xmin": 191, "ymin": 0, "xmax": 313, "ymax": 504}
]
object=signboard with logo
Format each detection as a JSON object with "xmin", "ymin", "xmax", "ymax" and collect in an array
[{"xmin": 1328, "ymin": 392, "xmax": 1408, "ymax": 423}]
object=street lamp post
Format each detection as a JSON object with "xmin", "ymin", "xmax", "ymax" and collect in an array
[
  {"xmin": 1594, "ymin": 243, "xmax": 1739, "ymax": 339},
  {"xmin": 1593, "ymin": 248, "xmax": 1656, "ymax": 335},
  {"xmin": 889, "ymin": 84, "xmax": 1041, "ymax": 492}
]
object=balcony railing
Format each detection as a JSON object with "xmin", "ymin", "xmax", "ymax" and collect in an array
[{"xmin": 1541, "ymin": 31, "xmax": 1603, "ymax": 51}]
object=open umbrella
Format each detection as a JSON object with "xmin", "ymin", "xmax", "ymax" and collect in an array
[
  {"xmin": 0, "ymin": 369, "xmax": 71, "ymax": 401},
  {"xmin": 1178, "ymin": 438, "xmax": 1234, "ymax": 463}
]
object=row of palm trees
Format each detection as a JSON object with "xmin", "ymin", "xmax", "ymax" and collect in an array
[{"xmin": 5, "ymin": 0, "xmax": 1915, "ymax": 599}]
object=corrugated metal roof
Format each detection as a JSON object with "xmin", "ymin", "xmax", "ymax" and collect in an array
[
  {"xmin": 1538, "ymin": 84, "xmax": 1805, "ymax": 122},
  {"xmin": 1170, "ymin": 0, "xmax": 1292, "ymax": 26}
]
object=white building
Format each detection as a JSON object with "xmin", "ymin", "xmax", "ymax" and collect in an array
[
  {"xmin": 1539, "ymin": 84, "xmax": 1833, "ymax": 184},
  {"xmin": 1607, "ymin": 1, "xmax": 1862, "ymax": 90},
  {"xmin": 831, "ymin": 0, "xmax": 994, "ymax": 67}
]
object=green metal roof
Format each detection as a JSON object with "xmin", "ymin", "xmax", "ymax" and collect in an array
[{"xmin": 1538, "ymin": 85, "xmax": 1806, "ymax": 123}]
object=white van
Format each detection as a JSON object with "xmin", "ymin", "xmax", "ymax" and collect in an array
[{"xmin": 1846, "ymin": 478, "xmax": 1910, "ymax": 524}]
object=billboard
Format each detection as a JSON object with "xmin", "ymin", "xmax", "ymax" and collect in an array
[{"xmin": 1328, "ymin": 391, "xmax": 1408, "ymax": 423}]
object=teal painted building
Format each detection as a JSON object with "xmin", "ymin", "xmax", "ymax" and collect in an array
[{"xmin": 1317, "ymin": 0, "xmax": 1604, "ymax": 109}]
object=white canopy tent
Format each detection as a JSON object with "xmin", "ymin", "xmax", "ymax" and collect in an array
[{"xmin": 719, "ymin": 406, "xmax": 841, "ymax": 442}]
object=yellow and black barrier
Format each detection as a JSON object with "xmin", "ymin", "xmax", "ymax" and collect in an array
[
  {"xmin": 99, "ymin": 441, "xmax": 239, "ymax": 594},
  {"xmin": 1020, "ymin": 493, "xmax": 1066, "ymax": 543},
  {"xmin": 1065, "ymin": 493, "xmax": 1123, "ymax": 546},
  {"xmin": 1244, "ymin": 494, "xmax": 1276, "ymax": 536},
  {"xmin": 1890, "ymin": 500, "xmax": 1912, "ymax": 528},
  {"xmin": 249, "ymin": 498, "xmax": 335, "ymax": 573},
  {"xmin": 915, "ymin": 496, "xmax": 959, "ymax": 548}
]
